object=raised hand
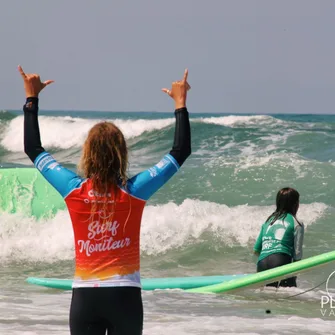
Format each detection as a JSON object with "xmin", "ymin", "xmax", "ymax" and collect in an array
[
  {"xmin": 162, "ymin": 69, "xmax": 191, "ymax": 109},
  {"xmin": 18, "ymin": 65, "xmax": 54, "ymax": 98}
]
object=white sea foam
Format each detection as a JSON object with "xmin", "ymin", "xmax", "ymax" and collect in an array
[
  {"xmin": 0, "ymin": 115, "xmax": 174, "ymax": 152},
  {"xmin": 199, "ymin": 115, "xmax": 281, "ymax": 128},
  {"xmin": 0, "ymin": 199, "xmax": 327, "ymax": 263}
]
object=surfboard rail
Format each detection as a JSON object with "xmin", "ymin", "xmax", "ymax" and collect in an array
[
  {"xmin": 26, "ymin": 274, "xmax": 249, "ymax": 291},
  {"xmin": 187, "ymin": 250, "xmax": 335, "ymax": 293}
]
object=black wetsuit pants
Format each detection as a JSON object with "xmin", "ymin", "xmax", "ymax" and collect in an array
[
  {"xmin": 257, "ymin": 253, "xmax": 297, "ymax": 288},
  {"xmin": 69, "ymin": 287, "xmax": 143, "ymax": 335}
]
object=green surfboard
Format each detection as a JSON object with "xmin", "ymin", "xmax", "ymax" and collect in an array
[
  {"xmin": 0, "ymin": 168, "xmax": 65, "ymax": 218},
  {"xmin": 26, "ymin": 274, "xmax": 249, "ymax": 291},
  {"xmin": 186, "ymin": 250, "xmax": 335, "ymax": 294},
  {"xmin": 27, "ymin": 251, "xmax": 335, "ymax": 294}
]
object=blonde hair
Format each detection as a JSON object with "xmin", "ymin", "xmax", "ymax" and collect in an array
[{"xmin": 78, "ymin": 121, "xmax": 129, "ymax": 218}]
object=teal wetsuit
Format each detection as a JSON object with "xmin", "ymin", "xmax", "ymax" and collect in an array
[{"xmin": 254, "ymin": 213, "xmax": 304, "ymax": 263}]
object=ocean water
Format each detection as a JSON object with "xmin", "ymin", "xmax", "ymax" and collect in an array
[{"xmin": 1, "ymin": 109, "xmax": 335, "ymax": 334}]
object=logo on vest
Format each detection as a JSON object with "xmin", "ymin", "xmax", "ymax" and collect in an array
[
  {"xmin": 78, "ymin": 220, "xmax": 131, "ymax": 257},
  {"xmin": 84, "ymin": 189, "xmax": 115, "ymax": 204}
]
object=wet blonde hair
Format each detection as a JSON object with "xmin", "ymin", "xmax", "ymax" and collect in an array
[
  {"xmin": 78, "ymin": 121, "xmax": 129, "ymax": 223},
  {"xmin": 79, "ymin": 121, "xmax": 128, "ymax": 192}
]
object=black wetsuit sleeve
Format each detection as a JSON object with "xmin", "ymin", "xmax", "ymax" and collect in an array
[
  {"xmin": 23, "ymin": 97, "xmax": 45, "ymax": 163},
  {"xmin": 169, "ymin": 107, "xmax": 191, "ymax": 166}
]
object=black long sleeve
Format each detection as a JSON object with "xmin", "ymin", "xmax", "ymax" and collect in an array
[
  {"xmin": 23, "ymin": 97, "xmax": 45, "ymax": 163},
  {"xmin": 169, "ymin": 107, "xmax": 191, "ymax": 166}
]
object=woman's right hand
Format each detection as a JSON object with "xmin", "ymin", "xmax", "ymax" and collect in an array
[
  {"xmin": 18, "ymin": 65, "xmax": 54, "ymax": 98},
  {"xmin": 162, "ymin": 69, "xmax": 191, "ymax": 109}
]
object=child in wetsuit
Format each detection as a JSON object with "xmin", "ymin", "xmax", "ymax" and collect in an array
[{"xmin": 253, "ymin": 187, "xmax": 304, "ymax": 287}]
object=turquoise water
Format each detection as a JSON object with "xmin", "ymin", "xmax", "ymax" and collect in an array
[{"xmin": 1, "ymin": 109, "xmax": 335, "ymax": 334}]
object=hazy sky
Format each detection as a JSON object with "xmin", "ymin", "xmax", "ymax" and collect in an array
[{"xmin": 1, "ymin": 0, "xmax": 335, "ymax": 113}]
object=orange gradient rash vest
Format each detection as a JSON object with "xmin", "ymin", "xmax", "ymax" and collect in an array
[{"xmin": 34, "ymin": 151, "xmax": 180, "ymax": 288}]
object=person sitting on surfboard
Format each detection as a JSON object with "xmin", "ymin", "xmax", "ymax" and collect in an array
[
  {"xmin": 18, "ymin": 65, "xmax": 191, "ymax": 335},
  {"xmin": 253, "ymin": 187, "xmax": 304, "ymax": 288}
]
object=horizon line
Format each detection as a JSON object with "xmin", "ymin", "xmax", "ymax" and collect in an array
[{"xmin": 2, "ymin": 109, "xmax": 335, "ymax": 115}]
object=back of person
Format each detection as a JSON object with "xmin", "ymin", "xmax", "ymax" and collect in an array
[
  {"xmin": 253, "ymin": 187, "xmax": 304, "ymax": 288},
  {"xmin": 256, "ymin": 213, "xmax": 297, "ymax": 262},
  {"xmin": 65, "ymin": 178, "xmax": 145, "ymax": 286}
]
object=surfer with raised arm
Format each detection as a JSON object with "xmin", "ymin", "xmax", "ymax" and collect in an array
[
  {"xmin": 19, "ymin": 65, "xmax": 191, "ymax": 335},
  {"xmin": 253, "ymin": 187, "xmax": 304, "ymax": 287}
]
